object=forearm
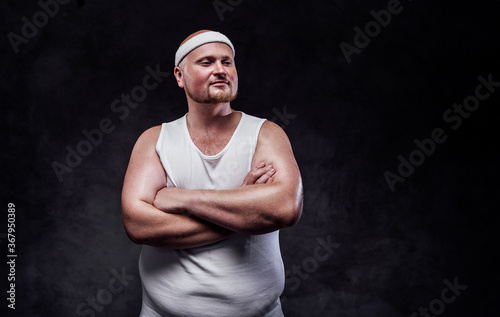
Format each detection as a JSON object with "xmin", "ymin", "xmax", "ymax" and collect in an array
[
  {"xmin": 180, "ymin": 180, "xmax": 302, "ymax": 234},
  {"xmin": 122, "ymin": 200, "xmax": 234, "ymax": 249},
  {"xmin": 148, "ymin": 121, "xmax": 304, "ymax": 235},
  {"xmin": 121, "ymin": 126, "xmax": 235, "ymax": 249}
]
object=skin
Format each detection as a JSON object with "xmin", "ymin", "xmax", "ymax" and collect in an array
[{"xmin": 121, "ymin": 42, "xmax": 303, "ymax": 249}]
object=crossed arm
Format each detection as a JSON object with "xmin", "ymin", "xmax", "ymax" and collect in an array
[{"xmin": 121, "ymin": 121, "xmax": 303, "ymax": 249}]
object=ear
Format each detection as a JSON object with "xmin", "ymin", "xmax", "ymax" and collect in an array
[{"xmin": 174, "ymin": 66, "xmax": 184, "ymax": 88}]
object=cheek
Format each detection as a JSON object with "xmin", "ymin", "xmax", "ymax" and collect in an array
[
  {"xmin": 193, "ymin": 72, "xmax": 211, "ymax": 86},
  {"xmin": 185, "ymin": 69, "xmax": 209, "ymax": 85},
  {"xmin": 230, "ymin": 69, "xmax": 238, "ymax": 79}
]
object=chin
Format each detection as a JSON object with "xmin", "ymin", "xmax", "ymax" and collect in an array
[{"xmin": 207, "ymin": 92, "xmax": 237, "ymax": 103}]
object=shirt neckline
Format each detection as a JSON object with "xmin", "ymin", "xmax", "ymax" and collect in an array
[{"xmin": 183, "ymin": 111, "xmax": 245, "ymax": 160}]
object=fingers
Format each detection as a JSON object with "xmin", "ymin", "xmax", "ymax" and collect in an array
[
  {"xmin": 241, "ymin": 162, "xmax": 265, "ymax": 185},
  {"xmin": 241, "ymin": 162, "xmax": 276, "ymax": 186},
  {"xmin": 255, "ymin": 165, "xmax": 275, "ymax": 184},
  {"xmin": 267, "ymin": 175, "xmax": 275, "ymax": 184}
]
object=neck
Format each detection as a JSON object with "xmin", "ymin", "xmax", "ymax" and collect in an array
[{"xmin": 186, "ymin": 100, "xmax": 235, "ymax": 131}]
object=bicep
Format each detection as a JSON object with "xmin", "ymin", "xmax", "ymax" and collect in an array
[
  {"xmin": 252, "ymin": 121, "xmax": 301, "ymax": 186},
  {"xmin": 122, "ymin": 126, "xmax": 166, "ymax": 210},
  {"xmin": 251, "ymin": 120, "xmax": 303, "ymax": 227}
]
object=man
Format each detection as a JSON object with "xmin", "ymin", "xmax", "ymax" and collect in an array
[{"xmin": 121, "ymin": 30, "xmax": 303, "ymax": 317}]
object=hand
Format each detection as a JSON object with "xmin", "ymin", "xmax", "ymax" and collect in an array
[
  {"xmin": 241, "ymin": 162, "xmax": 276, "ymax": 186},
  {"xmin": 153, "ymin": 186, "xmax": 185, "ymax": 214}
]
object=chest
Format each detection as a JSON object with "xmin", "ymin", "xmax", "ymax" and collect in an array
[{"xmin": 190, "ymin": 133, "xmax": 233, "ymax": 156}]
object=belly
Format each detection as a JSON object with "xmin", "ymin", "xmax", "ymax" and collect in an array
[{"xmin": 139, "ymin": 232, "xmax": 285, "ymax": 316}]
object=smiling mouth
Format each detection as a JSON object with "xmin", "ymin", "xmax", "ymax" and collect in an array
[{"xmin": 210, "ymin": 81, "xmax": 230, "ymax": 86}]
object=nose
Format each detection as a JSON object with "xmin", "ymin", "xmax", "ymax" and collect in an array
[{"xmin": 213, "ymin": 61, "xmax": 226, "ymax": 76}]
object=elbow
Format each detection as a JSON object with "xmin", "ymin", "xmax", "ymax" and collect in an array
[
  {"xmin": 277, "ymin": 178, "xmax": 303, "ymax": 229},
  {"xmin": 281, "ymin": 183, "xmax": 304, "ymax": 228},
  {"xmin": 277, "ymin": 200, "xmax": 303, "ymax": 229},
  {"xmin": 122, "ymin": 211, "xmax": 146, "ymax": 245},
  {"xmin": 126, "ymin": 231, "xmax": 142, "ymax": 245},
  {"xmin": 121, "ymin": 199, "xmax": 156, "ymax": 245},
  {"xmin": 123, "ymin": 220, "xmax": 143, "ymax": 245}
]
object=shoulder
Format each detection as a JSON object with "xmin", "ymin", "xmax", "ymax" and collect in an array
[
  {"xmin": 132, "ymin": 125, "xmax": 163, "ymax": 153},
  {"xmin": 138, "ymin": 125, "xmax": 162, "ymax": 143},
  {"xmin": 254, "ymin": 120, "xmax": 293, "ymax": 155},
  {"xmin": 259, "ymin": 120, "xmax": 290, "ymax": 143}
]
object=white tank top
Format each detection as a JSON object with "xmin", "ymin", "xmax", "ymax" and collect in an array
[{"xmin": 139, "ymin": 112, "xmax": 285, "ymax": 317}]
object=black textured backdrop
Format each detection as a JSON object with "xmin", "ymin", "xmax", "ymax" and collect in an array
[{"xmin": 1, "ymin": 0, "xmax": 499, "ymax": 316}]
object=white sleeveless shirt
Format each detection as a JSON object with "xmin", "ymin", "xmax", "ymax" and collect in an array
[{"xmin": 139, "ymin": 112, "xmax": 285, "ymax": 317}]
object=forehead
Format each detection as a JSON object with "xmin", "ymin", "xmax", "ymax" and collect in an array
[{"xmin": 185, "ymin": 42, "xmax": 234, "ymax": 61}]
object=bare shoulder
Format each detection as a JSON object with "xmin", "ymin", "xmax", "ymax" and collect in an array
[
  {"xmin": 254, "ymin": 120, "xmax": 296, "ymax": 168},
  {"xmin": 258, "ymin": 120, "xmax": 291, "ymax": 145},
  {"xmin": 137, "ymin": 125, "xmax": 162, "ymax": 145},
  {"xmin": 253, "ymin": 118, "xmax": 301, "ymax": 189},
  {"xmin": 259, "ymin": 121, "xmax": 288, "ymax": 142},
  {"xmin": 131, "ymin": 125, "xmax": 162, "ymax": 154}
]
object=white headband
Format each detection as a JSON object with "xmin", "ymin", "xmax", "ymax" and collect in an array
[{"xmin": 175, "ymin": 31, "xmax": 235, "ymax": 66}]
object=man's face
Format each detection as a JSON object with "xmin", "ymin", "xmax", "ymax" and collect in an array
[{"xmin": 177, "ymin": 42, "xmax": 238, "ymax": 104}]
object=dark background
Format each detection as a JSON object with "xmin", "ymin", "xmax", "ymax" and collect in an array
[{"xmin": 1, "ymin": 0, "xmax": 499, "ymax": 316}]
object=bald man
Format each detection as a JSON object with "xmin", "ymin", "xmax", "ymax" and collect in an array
[{"xmin": 121, "ymin": 30, "xmax": 303, "ymax": 317}]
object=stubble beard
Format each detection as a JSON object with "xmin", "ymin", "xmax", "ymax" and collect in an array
[{"xmin": 185, "ymin": 84, "xmax": 238, "ymax": 104}]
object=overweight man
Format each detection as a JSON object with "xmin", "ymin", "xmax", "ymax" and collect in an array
[{"xmin": 121, "ymin": 30, "xmax": 303, "ymax": 317}]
